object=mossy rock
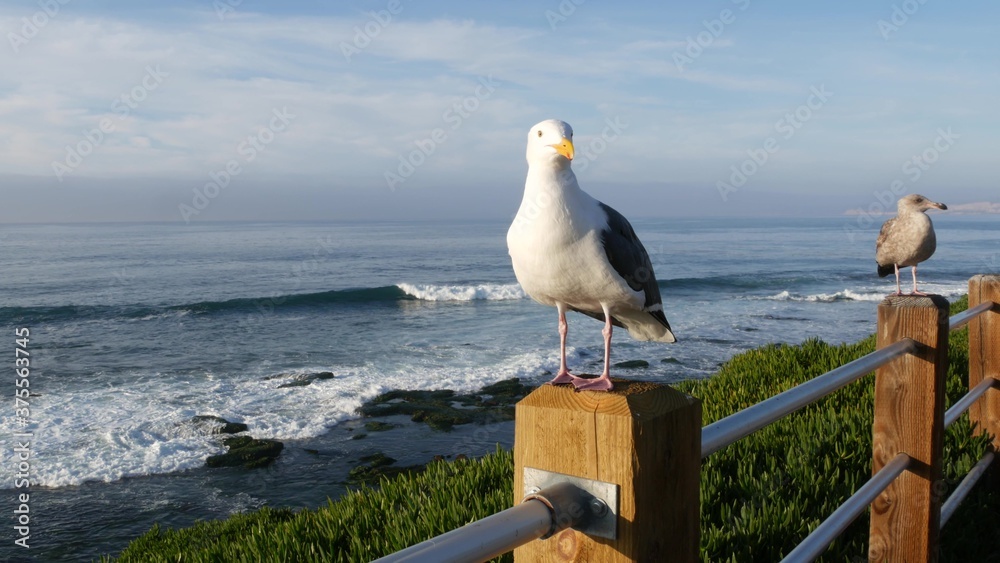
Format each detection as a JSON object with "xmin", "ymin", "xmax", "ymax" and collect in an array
[
  {"xmin": 348, "ymin": 452, "xmax": 422, "ymax": 484},
  {"xmin": 410, "ymin": 410, "xmax": 471, "ymax": 432},
  {"xmin": 614, "ymin": 359, "xmax": 650, "ymax": 369},
  {"xmin": 478, "ymin": 378, "xmax": 534, "ymax": 399},
  {"xmin": 206, "ymin": 436, "xmax": 283, "ymax": 469},
  {"xmin": 364, "ymin": 421, "xmax": 398, "ymax": 432},
  {"xmin": 357, "ymin": 378, "xmax": 531, "ymax": 431}
]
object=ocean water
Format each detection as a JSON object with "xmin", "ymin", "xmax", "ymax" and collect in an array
[{"xmin": 2, "ymin": 215, "xmax": 998, "ymax": 561}]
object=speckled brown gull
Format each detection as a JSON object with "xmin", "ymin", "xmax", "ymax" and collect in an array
[
  {"xmin": 875, "ymin": 194, "xmax": 947, "ymax": 295},
  {"xmin": 506, "ymin": 119, "xmax": 675, "ymax": 392}
]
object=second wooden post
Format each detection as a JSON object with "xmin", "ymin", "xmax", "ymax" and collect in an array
[
  {"xmin": 869, "ymin": 294, "xmax": 949, "ymax": 562},
  {"xmin": 969, "ymin": 275, "xmax": 1000, "ymax": 488}
]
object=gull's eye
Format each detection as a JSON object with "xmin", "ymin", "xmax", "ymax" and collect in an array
[{"xmin": 537, "ymin": 130, "xmax": 543, "ymax": 138}]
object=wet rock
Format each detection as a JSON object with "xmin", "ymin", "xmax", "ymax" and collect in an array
[
  {"xmin": 275, "ymin": 371, "xmax": 336, "ymax": 388},
  {"xmin": 479, "ymin": 378, "xmax": 534, "ymax": 400},
  {"xmin": 192, "ymin": 415, "xmax": 249, "ymax": 435},
  {"xmin": 411, "ymin": 410, "xmax": 469, "ymax": 432},
  {"xmin": 614, "ymin": 359, "xmax": 650, "ymax": 369},
  {"xmin": 348, "ymin": 452, "xmax": 423, "ymax": 484},
  {"xmin": 206, "ymin": 436, "xmax": 283, "ymax": 469},
  {"xmin": 364, "ymin": 421, "xmax": 397, "ymax": 432},
  {"xmin": 356, "ymin": 378, "xmax": 532, "ymax": 432}
]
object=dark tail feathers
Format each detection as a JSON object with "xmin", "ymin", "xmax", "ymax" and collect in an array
[{"xmin": 877, "ymin": 263, "xmax": 894, "ymax": 278}]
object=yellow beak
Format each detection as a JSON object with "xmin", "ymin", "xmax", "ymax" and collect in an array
[{"xmin": 550, "ymin": 138, "xmax": 574, "ymax": 160}]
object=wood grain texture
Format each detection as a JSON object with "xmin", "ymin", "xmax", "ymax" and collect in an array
[
  {"xmin": 968, "ymin": 275, "xmax": 1000, "ymax": 489},
  {"xmin": 870, "ymin": 294, "xmax": 949, "ymax": 563},
  {"xmin": 513, "ymin": 380, "xmax": 700, "ymax": 562}
]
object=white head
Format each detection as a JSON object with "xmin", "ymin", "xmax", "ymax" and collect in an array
[
  {"xmin": 898, "ymin": 194, "xmax": 947, "ymax": 213},
  {"xmin": 526, "ymin": 119, "xmax": 575, "ymax": 168}
]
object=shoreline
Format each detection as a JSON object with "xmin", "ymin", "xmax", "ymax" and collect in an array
[{"xmin": 1, "ymin": 385, "xmax": 524, "ymax": 563}]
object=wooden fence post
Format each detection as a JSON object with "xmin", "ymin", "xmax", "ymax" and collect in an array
[
  {"xmin": 969, "ymin": 275, "xmax": 1000, "ymax": 487},
  {"xmin": 513, "ymin": 381, "xmax": 701, "ymax": 562},
  {"xmin": 870, "ymin": 295, "xmax": 949, "ymax": 563}
]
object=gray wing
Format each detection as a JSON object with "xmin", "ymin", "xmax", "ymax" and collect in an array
[
  {"xmin": 875, "ymin": 217, "xmax": 897, "ymax": 276},
  {"xmin": 596, "ymin": 202, "xmax": 672, "ymax": 330}
]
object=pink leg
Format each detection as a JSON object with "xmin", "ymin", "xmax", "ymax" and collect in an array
[
  {"xmin": 910, "ymin": 266, "xmax": 928, "ymax": 296},
  {"xmin": 893, "ymin": 264, "xmax": 902, "ymax": 295},
  {"xmin": 547, "ymin": 304, "xmax": 578, "ymax": 385},
  {"xmin": 573, "ymin": 304, "xmax": 614, "ymax": 391}
]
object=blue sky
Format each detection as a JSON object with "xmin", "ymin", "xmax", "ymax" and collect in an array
[{"xmin": 1, "ymin": 0, "xmax": 997, "ymax": 222}]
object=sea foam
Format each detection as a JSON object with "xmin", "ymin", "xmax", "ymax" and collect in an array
[
  {"xmin": 0, "ymin": 352, "xmax": 557, "ymax": 490},
  {"xmin": 397, "ymin": 283, "xmax": 526, "ymax": 301},
  {"xmin": 759, "ymin": 283, "xmax": 967, "ymax": 303}
]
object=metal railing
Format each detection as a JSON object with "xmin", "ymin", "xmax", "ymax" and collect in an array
[
  {"xmin": 378, "ymin": 293, "xmax": 998, "ymax": 562},
  {"xmin": 700, "ymin": 338, "xmax": 916, "ymax": 458},
  {"xmin": 715, "ymin": 301, "xmax": 997, "ymax": 561},
  {"xmin": 373, "ymin": 498, "xmax": 551, "ymax": 563},
  {"xmin": 940, "ymin": 452, "xmax": 996, "ymax": 527},
  {"xmin": 373, "ymin": 482, "xmax": 596, "ymax": 563},
  {"xmin": 780, "ymin": 452, "xmax": 912, "ymax": 563}
]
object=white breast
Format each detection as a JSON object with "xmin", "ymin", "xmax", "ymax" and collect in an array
[{"xmin": 507, "ymin": 170, "xmax": 643, "ymax": 313}]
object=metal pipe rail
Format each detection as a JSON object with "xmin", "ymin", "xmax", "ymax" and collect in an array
[
  {"xmin": 945, "ymin": 377, "xmax": 995, "ymax": 428},
  {"xmin": 702, "ymin": 302, "xmax": 995, "ymax": 458},
  {"xmin": 373, "ymin": 500, "xmax": 551, "ymax": 563},
  {"xmin": 948, "ymin": 300, "xmax": 994, "ymax": 331},
  {"xmin": 779, "ymin": 453, "xmax": 911, "ymax": 563},
  {"xmin": 701, "ymin": 339, "xmax": 917, "ymax": 458},
  {"xmin": 373, "ymin": 482, "xmax": 589, "ymax": 563},
  {"xmin": 940, "ymin": 451, "xmax": 996, "ymax": 528}
]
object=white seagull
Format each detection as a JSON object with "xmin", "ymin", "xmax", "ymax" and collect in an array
[
  {"xmin": 876, "ymin": 194, "xmax": 947, "ymax": 295},
  {"xmin": 507, "ymin": 119, "xmax": 676, "ymax": 392}
]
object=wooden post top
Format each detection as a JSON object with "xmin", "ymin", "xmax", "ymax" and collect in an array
[
  {"xmin": 517, "ymin": 379, "xmax": 699, "ymax": 418},
  {"xmin": 878, "ymin": 293, "xmax": 951, "ymax": 309}
]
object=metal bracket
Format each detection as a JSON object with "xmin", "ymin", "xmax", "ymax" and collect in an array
[{"xmin": 522, "ymin": 467, "xmax": 618, "ymax": 540}]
